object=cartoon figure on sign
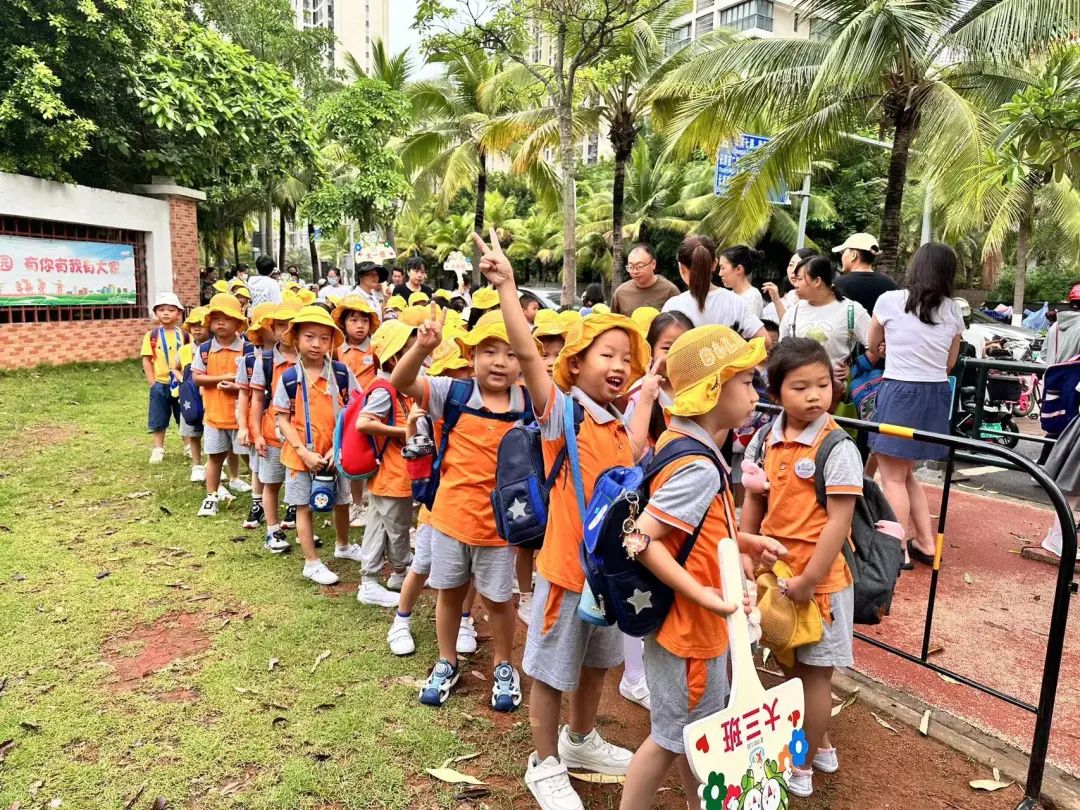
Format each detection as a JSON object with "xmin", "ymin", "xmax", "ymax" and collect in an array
[{"xmin": 683, "ymin": 540, "xmax": 804, "ymax": 810}]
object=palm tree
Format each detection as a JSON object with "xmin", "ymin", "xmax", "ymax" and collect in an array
[
  {"xmin": 648, "ymin": 0, "xmax": 1080, "ymax": 276},
  {"xmin": 506, "ymin": 211, "xmax": 562, "ymax": 282}
]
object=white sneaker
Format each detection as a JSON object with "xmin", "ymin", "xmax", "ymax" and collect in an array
[
  {"xmin": 302, "ymin": 560, "xmax": 339, "ymax": 586},
  {"xmin": 357, "ymin": 579, "xmax": 400, "ymax": 608},
  {"xmin": 618, "ymin": 673, "xmax": 651, "ymax": 711},
  {"xmin": 149, "ymin": 447, "xmax": 165, "ymax": 464},
  {"xmin": 386, "ymin": 570, "xmax": 406, "ymax": 591},
  {"xmin": 788, "ymin": 767, "xmax": 813, "ymax": 797},
  {"xmin": 228, "ymin": 478, "xmax": 253, "ymax": 494},
  {"xmin": 190, "ymin": 464, "xmax": 206, "ymax": 483},
  {"xmin": 387, "ymin": 615, "xmax": 415, "ymax": 656},
  {"xmin": 525, "ymin": 752, "xmax": 584, "ymax": 810},
  {"xmin": 812, "ymin": 747, "xmax": 839, "ymax": 774},
  {"xmin": 333, "ymin": 543, "xmax": 364, "ymax": 562},
  {"xmin": 265, "ymin": 530, "xmax": 291, "ymax": 554},
  {"xmin": 183, "ymin": 443, "xmax": 192, "ymax": 458},
  {"xmin": 197, "ymin": 495, "xmax": 218, "ymax": 517},
  {"xmin": 349, "ymin": 502, "xmax": 366, "ymax": 528},
  {"xmin": 557, "ymin": 725, "xmax": 633, "ymax": 776},
  {"xmin": 456, "ymin": 616, "xmax": 478, "ymax": 655},
  {"xmin": 517, "ymin": 592, "xmax": 533, "ymax": 626},
  {"xmin": 216, "ymin": 485, "xmax": 235, "ymax": 504}
]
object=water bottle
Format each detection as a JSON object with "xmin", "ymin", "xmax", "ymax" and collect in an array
[{"xmin": 577, "ymin": 580, "xmax": 608, "ymax": 626}]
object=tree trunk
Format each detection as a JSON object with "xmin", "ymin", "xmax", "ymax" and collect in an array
[
  {"xmin": 609, "ymin": 109, "xmax": 636, "ymax": 289},
  {"xmin": 472, "ymin": 149, "xmax": 488, "ymax": 287},
  {"xmin": 307, "ymin": 222, "xmax": 320, "ymax": 281},
  {"xmin": 877, "ymin": 105, "xmax": 917, "ymax": 277},
  {"xmin": 1012, "ymin": 195, "xmax": 1033, "ymax": 326},
  {"xmin": 232, "ymin": 228, "xmax": 240, "ymax": 268},
  {"xmin": 278, "ymin": 208, "xmax": 287, "ymax": 274},
  {"xmin": 558, "ymin": 102, "xmax": 577, "ymax": 307},
  {"xmin": 981, "ymin": 244, "xmax": 1003, "ymax": 291}
]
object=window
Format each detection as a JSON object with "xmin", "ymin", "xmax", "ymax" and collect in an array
[
  {"xmin": 697, "ymin": 0, "xmax": 714, "ymax": 8},
  {"xmin": 666, "ymin": 23, "xmax": 692, "ymax": 54},
  {"xmin": 718, "ymin": 0, "xmax": 774, "ymax": 32},
  {"xmin": 586, "ymin": 133, "xmax": 599, "ymax": 165},
  {"xmin": 809, "ymin": 16, "xmax": 838, "ymax": 42},
  {"xmin": 695, "ymin": 12, "xmax": 714, "ymax": 36}
]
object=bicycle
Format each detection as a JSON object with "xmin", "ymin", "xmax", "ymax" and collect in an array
[{"xmin": 1015, "ymin": 373, "xmax": 1042, "ymax": 419}]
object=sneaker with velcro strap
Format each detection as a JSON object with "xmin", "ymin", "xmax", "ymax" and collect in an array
[
  {"xmin": 419, "ymin": 658, "xmax": 460, "ymax": 707},
  {"xmin": 490, "ymin": 661, "xmax": 522, "ymax": 712}
]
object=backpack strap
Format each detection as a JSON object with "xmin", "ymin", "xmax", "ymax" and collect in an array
[
  {"xmin": 262, "ymin": 349, "xmax": 275, "ymax": 401},
  {"xmin": 751, "ymin": 420, "xmax": 775, "ymax": 464},
  {"xmin": 330, "ymin": 360, "xmax": 351, "ymax": 406},
  {"xmin": 198, "ymin": 339, "xmax": 212, "ymax": 368},
  {"xmin": 812, "ymin": 427, "xmax": 860, "ymax": 583},
  {"xmin": 429, "ymin": 379, "xmax": 480, "ymax": 481},
  {"xmin": 564, "ymin": 398, "xmax": 588, "ymax": 519},
  {"xmin": 363, "ymin": 378, "xmax": 398, "ymax": 461},
  {"xmin": 545, "ymin": 399, "xmax": 585, "ymax": 499}
]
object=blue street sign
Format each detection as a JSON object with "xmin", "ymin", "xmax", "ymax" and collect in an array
[{"xmin": 714, "ymin": 133, "xmax": 790, "ymax": 205}]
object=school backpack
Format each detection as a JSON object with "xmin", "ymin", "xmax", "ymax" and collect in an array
[
  {"xmin": 579, "ymin": 436, "xmax": 727, "ymax": 637},
  {"xmin": 242, "ymin": 348, "xmax": 277, "ymax": 404},
  {"xmin": 848, "ymin": 352, "xmax": 884, "ymax": 420},
  {"xmin": 413, "ymin": 380, "xmax": 534, "ymax": 509},
  {"xmin": 179, "ymin": 363, "xmax": 204, "ymax": 425},
  {"xmin": 752, "ymin": 424, "xmax": 903, "ymax": 625},
  {"xmin": 1040, "ymin": 355, "xmax": 1080, "ymax": 436},
  {"xmin": 332, "ymin": 378, "xmax": 398, "ymax": 481},
  {"xmin": 491, "ymin": 400, "xmax": 584, "ymax": 549}
]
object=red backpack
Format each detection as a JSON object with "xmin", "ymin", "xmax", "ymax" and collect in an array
[{"xmin": 333, "ymin": 379, "xmax": 399, "ymax": 480}]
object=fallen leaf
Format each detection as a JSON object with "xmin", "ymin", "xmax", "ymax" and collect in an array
[
  {"xmin": 150, "ymin": 797, "xmax": 168, "ymax": 809},
  {"xmin": 970, "ymin": 779, "xmax": 1013, "ymax": 792},
  {"xmin": 122, "ymin": 783, "xmax": 146, "ymax": 810},
  {"xmin": 963, "ymin": 571, "xmax": 974, "ymax": 585},
  {"xmin": 18, "ymin": 721, "xmax": 39, "ymax": 732},
  {"xmin": 756, "ymin": 666, "xmax": 784, "ymax": 678},
  {"xmin": 12, "ymin": 573, "xmax": 26, "ymax": 582},
  {"xmin": 937, "ymin": 672, "xmax": 961, "ymax": 686},
  {"xmin": 127, "ymin": 491, "xmax": 152, "ymax": 499},
  {"xmin": 0, "ymin": 677, "xmax": 7, "ymax": 695},
  {"xmin": 453, "ymin": 787, "xmax": 491, "ymax": 801},
  {"xmin": 187, "ymin": 595, "xmax": 212, "ymax": 603},
  {"xmin": 441, "ymin": 752, "xmax": 481, "ymax": 768},
  {"xmin": 426, "ymin": 767, "xmax": 484, "ymax": 785},
  {"xmin": 460, "ymin": 712, "xmax": 477, "ymax": 722},
  {"xmin": 919, "ymin": 709, "xmax": 932, "ymax": 735},
  {"xmin": 871, "ymin": 713, "xmax": 899, "ymax": 733},
  {"xmin": 229, "ymin": 536, "xmax": 246, "ymax": 543},
  {"xmin": 28, "ymin": 781, "xmax": 43, "ymax": 798},
  {"xmin": 0, "ymin": 738, "xmax": 15, "ymax": 762},
  {"xmin": 159, "ymin": 505, "xmax": 172, "ymax": 516},
  {"xmin": 218, "ymin": 619, "xmax": 230, "ymax": 630},
  {"xmin": 268, "ymin": 658, "xmax": 279, "ymax": 672},
  {"xmin": 470, "ymin": 670, "xmax": 484, "ymax": 681},
  {"xmin": 271, "ymin": 716, "xmax": 288, "ymax": 727},
  {"xmin": 311, "ymin": 650, "xmax": 330, "ymax": 674},
  {"xmin": 164, "ymin": 582, "xmax": 190, "ymax": 590},
  {"xmin": 927, "ymin": 643, "xmax": 945, "ymax": 656},
  {"xmin": 0, "ymin": 525, "xmax": 11, "ymax": 532},
  {"xmin": 95, "ymin": 571, "xmax": 110, "ymax": 580},
  {"xmin": 568, "ymin": 772, "xmax": 626, "ymax": 784},
  {"xmin": 314, "ymin": 703, "xmax": 336, "ymax": 712},
  {"xmin": 48, "ymin": 800, "xmax": 61, "ymax": 809},
  {"xmin": 831, "ymin": 689, "xmax": 859, "ymax": 717},
  {"xmin": 312, "ymin": 752, "xmax": 332, "ymax": 763}
]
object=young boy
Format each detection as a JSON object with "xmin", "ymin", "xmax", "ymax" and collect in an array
[
  {"xmin": 248, "ymin": 301, "xmax": 300, "ymax": 553},
  {"xmin": 354, "ymin": 320, "xmax": 418, "ymax": 607},
  {"xmin": 272, "ymin": 305, "xmax": 362, "ymax": 585},
  {"xmin": 142, "ymin": 292, "xmax": 187, "ymax": 464},
  {"xmin": 473, "ymin": 231, "xmax": 651, "ymax": 807},
  {"xmin": 519, "ymin": 290, "xmax": 543, "ymax": 325},
  {"xmin": 177, "ymin": 306, "xmax": 209, "ymax": 481},
  {"xmin": 236, "ymin": 303, "xmax": 279, "ymax": 528},
  {"xmin": 192, "ymin": 293, "xmax": 250, "ymax": 516},
  {"xmin": 392, "ymin": 309, "xmax": 532, "ymax": 711}
]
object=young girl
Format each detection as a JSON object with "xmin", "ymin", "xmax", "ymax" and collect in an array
[
  {"xmin": 718, "ymin": 244, "xmax": 766, "ymax": 320},
  {"xmin": 619, "ymin": 325, "xmax": 785, "ymax": 810},
  {"xmin": 741, "ymin": 337, "xmax": 865, "ymax": 799},
  {"xmin": 334, "ymin": 296, "xmax": 380, "ymax": 528}
]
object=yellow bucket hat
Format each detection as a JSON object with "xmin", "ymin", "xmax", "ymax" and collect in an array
[
  {"xmin": 183, "ymin": 305, "xmax": 209, "ymax": 329},
  {"xmin": 590, "ymin": 302, "xmax": 611, "ymax": 316},
  {"xmin": 428, "ymin": 337, "xmax": 471, "ymax": 376},
  {"xmin": 434, "ymin": 289, "xmax": 453, "ymax": 302},
  {"xmin": 456, "ymin": 311, "xmax": 542, "ymax": 357},
  {"xmin": 630, "ymin": 306, "xmax": 660, "ymax": 335},
  {"xmin": 559, "ymin": 310, "xmax": 583, "ymax": 330},
  {"xmin": 471, "ymin": 286, "xmax": 500, "ymax": 311},
  {"xmin": 532, "ymin": 309, "xmax": 568, "ymax": 339},
  {"xmin": 212, "ymin": 279, "xmax": 230, "ymax": 293},
  {"xmin": 385, "ymin": 294, "xmax": 407, "ymax": 312},
  {"xmin": 245, "ymin": 302, "xmax": 279, "ymax": 342},
  {"xmin": 408, "ymin": 291, "xmax": 430, "ymax": 305},
  {"xmin": 325, "ymin": 291, "xmax": 345, "ymax": 306},
  {"xmin": 370, "ymin": 320, "xmax": 418, "ymax": 364},
  {"xmin": 756, "ymin": 560, "xmax": 824, "ymax": 668},
  {"xmin": 331, "ymin": 295, "xmax": 382, "ymax": 335},
  {"xmin": 297, "ymin": 288, "xmax": 316, "ymax": 305},
  {"xmin": 443, "ymin": 308, "xmax": 465, "ymax": 333},
  {"xmin": 285, "ymin": 281, "xmax": 302, "ymax": 292},
  {"xmin": 203, "ymin": 293, "xmax": 248, "ymax": 329},
  {"xmin": 665, "ymin": 325, "xmax": 766, "ymax": 418},
  {"xmin": 233, "ymin": 285, "xmax": 251, "ymax": 300},
  {"xmin": 272, "ymin": 300, "xmax": 302, "ymax": 322},
  {"xmin": 553, "ymin": 313, "xmax": 650, "ymax": 393},
  {"xmin": 283, "ymin": 305, "xmax": 346, "ymax": 351}
]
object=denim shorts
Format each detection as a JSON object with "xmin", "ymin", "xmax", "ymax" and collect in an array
[{"xmin": 148, "ymin": 382, "xmax": 181, "ymax": 432}]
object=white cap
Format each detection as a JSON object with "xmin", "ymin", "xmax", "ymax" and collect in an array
[
  {"xmin": 832, "ymin": 233, "xmax": 880, "ymax": 255},
  {"xmin": 150, "ymin": 291, "xmax": 184, "ymax": 318},
  {"xmin": 954, "ymin": 297, "xmax": 971, "ymax": 317}
]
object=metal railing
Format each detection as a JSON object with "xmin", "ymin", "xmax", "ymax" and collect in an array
[{"xmin": 953, "ymin": 357, "xmax": 1052, "ymax": 465}]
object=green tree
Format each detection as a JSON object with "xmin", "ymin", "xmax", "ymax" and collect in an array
[{"xmin": 344, "ymin": 38, "xmax": 415, "ymax": 91}]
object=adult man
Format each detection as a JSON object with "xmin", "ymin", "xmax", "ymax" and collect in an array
[
  {"xmin": 833, "ymin": 232, "xmax": 896, "ymax": 314},
  {"xmin": 391, "ymin": 256, "xmax": 434, "ymax": 300},
  {"xmin": 610, "ymin": 243, "xmax": 680, "ymax": 315},
  {"xmin": 247, "ymin": 255, "xmax": 283, "ymax": 307},
  {"xmin": 353, "ymin": 261, "xmax": 388, "ymax": 316}
]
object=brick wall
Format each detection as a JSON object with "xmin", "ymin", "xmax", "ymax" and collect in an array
[
  {"xmin": 168, "ymin": 196, "xmax": 201, "ymax": 308},
  {"xmin": 0, "ymin": 317, "xmax": 153, "ymax": 369}
]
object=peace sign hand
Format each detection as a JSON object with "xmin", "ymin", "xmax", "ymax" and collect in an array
[
  {"xmin": 471, "ymin": 228, "xmax": 514, "ymax": 288},
  {"xmin": 639, "ymin": 356, "xmax": 665, "ymax": 402},
  {"xmin": 417, "ymin": 302, "xmax": 445, "ymax": 352}
]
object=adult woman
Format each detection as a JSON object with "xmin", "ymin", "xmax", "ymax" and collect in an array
[
  {"xmin": 718, "ymin": 245, "xmax": 765, "ymax": 320},
  {"xmin": 662, "ymin": 235, "xmax": 768, "ymax": 341},
  {"xmin": 867, "ymin": 243, "xmax": 965, "ymax": 568},
  {"xmin": 763, "ymin": 247, "xmax": 814, "ymax": 323},
  {"xmin": 779, "ymin": 256, "xmax": 870, "ymax": 368}
]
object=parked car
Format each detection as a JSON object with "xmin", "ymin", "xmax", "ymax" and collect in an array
[
  {"xmin": 519, "ymin": 286, "xmax": 578, "ymax": 311},
  {"xmin": 964, "ymin": 309, "xmax": 1040, "ymax": 361}
]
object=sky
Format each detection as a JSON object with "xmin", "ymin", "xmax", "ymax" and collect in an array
[{"xmin": 387, "ymin": 0, "xmax": 442, "ymax": 79}]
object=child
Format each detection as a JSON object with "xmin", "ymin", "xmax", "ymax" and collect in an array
[
  {"xmin": 236, "ymin": 303, "xmax": 279, "ymax": 529},
  {"xmin": 177, "ymin": 306, "xmax": 209, "ymax": 481},
  {"xmin": 619, "ymin": 325, "xmax": 784, "ymax": 809},
  {"xmin": 519, "ymin": 290, "xmax": 543, "ymax": 324},
  {"xmin": 141, "ymin": 292, "xmax": 187, "ymax": 464},
  {"xmin": 272, "ymin": 305, "xmax": 362, "ymax": 585},
  {"xmin": 192, "ymin": 293, "xmax": 250, "ymax": 516},
  {"xmin": 741, "ymin": 337, "xmax": 865, "ymax": 799},
  {"xmin": 354, "ymin": 320, "xmax": 419, "ymax": 607},
  {"xmin": 249, "ymin": 301, "xmax": 300, "ymax": 553},
  {"xmin": 384, "ymin": 295, "xmax": 407, "ymax": 320},
  {"xmin": 392, "ymin": 309, "xmax": 532, "ymax": 711},
  {"xmin": 472, "ymin": 230, "xmax": 650, "ymax": 807}
]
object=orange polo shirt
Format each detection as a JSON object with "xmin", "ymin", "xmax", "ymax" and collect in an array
[
  {"xmin": 250, "ymin": 345, "xmax": 294, "ymax": 449},
  {"xmin": 193, "ymin": 336, "xmax": 245, "ymax": 430},
  {"xmin": 272, "ymin": 361, "xmax": 351, "ymax": 472},
  {"xmin": 360, "ymin": 372, "xmax": 413, "ymax": 499},
  {"xmin": 338, "ymin": 340, "xmax": 377, "ymax": 391}
]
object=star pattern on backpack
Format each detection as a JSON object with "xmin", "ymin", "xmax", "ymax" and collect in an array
[
  {"xmin": 626, "ymin": 588, "xmax": 653, "ymax": 615},
  {"xmin": 507, "ymin": 498, "xmax": 528, "ymax": 521}
]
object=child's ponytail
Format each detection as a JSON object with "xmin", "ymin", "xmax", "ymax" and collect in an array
[{"xmin": 677, "ymin": 235, "xmax": 717, "ymax": 311}]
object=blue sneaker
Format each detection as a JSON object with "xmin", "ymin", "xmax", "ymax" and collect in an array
[
  {"xmin": 419, "ymin": 658, "xmax": 460, "ymax": 707},
  {"xmin": 490, "ymin": 661, "xmax": 522, "ymax": 713}
]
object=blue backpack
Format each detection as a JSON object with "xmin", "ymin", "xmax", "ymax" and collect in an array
[
  {"xmin": 179, "ymin": 364, "xmax": 204, "ymax": 426},
  {"xmin": 491, "ymin": 399, "xmax": 584, "ymax": 549},
  {"xmin": 1041, "ymin": 355, "xmax": 1080, "ymax": 436},
  {"xmin": 849, "ymin": 352, "xmax": 884, "ymax": 420},
  {"xmin": 281, "ymin": 361, "xmax": 352, "ymax": 408},
  {"xmin": 579, "ymin": 435, "xmax": 727, "ymax": 637},
  {"xmin": 413, "ymin": 380, "xmax": 534, "ymax": 509}
]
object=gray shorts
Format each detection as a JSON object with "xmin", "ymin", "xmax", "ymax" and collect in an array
[
  {"xmin": 522, "ymin": 574, "xmax": 623, "ymax": 692},
  {"xmin": 179, "ymin": 418, "xmax": 203, "ymax": 438},
  {"xmin": 256, "ymin": 446, "xmax": 286, "ymax": 485},
  {"xmin": 797, "ymin": 586, "xmax": 854, "ymax": 668},
  {"xmin": 428, "ymin": 528, "xmax": 515, "ymax": 602},
  {"xmin": 361, "ymin": 494, "xmax": 413, "ymax": 578},
  {"xmin": 644, "ymin": 635, "xmax": 730, "ymax": 754},
  {"xmin": 203, "ymin": 426, "xmax": 243, "ymax": 456},
  {"xmin": 283, "ymin": 469, "xmax": 351, "ymax": 508},
  {"xmin": 410, "ymin": 524, "xmax": 434, "ymax": 576}
]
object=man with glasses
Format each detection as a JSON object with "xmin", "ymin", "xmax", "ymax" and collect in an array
[{"xmin": 611, "ymin": 243, "xmax": 680, "ymax": 315}]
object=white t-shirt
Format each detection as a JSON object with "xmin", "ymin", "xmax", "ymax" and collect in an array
[
  {"xmin": 246, "ymin": 275, "xmax": 281, "ymax": 307},
  {"xmin": 739, "ymin": 286, "xmax": 764, "ymax": 320},
  {"xmin": 874, "ymin": 290, "xmax": 964, "ymax": 382},
  {"xmin": 662, "ymin": 287, "xmax": 764, "ymax": 339},
  {"xmin": 779, "ymin": 297, "xmax": 871, "ymax": 366},
  {"xmin": 762, "ymin": 289, "xmax": 797, "ymax": 324}
]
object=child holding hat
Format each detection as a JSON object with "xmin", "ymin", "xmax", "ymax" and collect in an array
[{"xmin": 141, "ymin": 291, "xmax": 187, "ymax": 465}]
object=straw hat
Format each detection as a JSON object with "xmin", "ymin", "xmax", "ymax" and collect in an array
[
  {"xmin": 471, "ymin": 286, "xmax": 499, "ymax": 311},
  {"xmin": 282, "ymin": 305, "xmax": 346, "ymax": 351},
  {"xmin": 756, "ymin": 560, "xmax": 823, "ymax": 668},
  {"xmin": 370, "ymin": 320, "xmax": 418, "ymax": 365},
  {"xmin": 665, "ymin": 325, "xmax": 766, "ymax": 417},
  {"xmin": 553, "ymin": 313, "xmax": 650, "ymax": 393},
  {"xmin": 428, "ymin": 337, "xmax": 471, "ymax": 376},
  {"xmin": 331, "ymin": 295, "xmax": 381, "ymax": 335},
  {"xmin": 203, "ymin": 293, "xmax": 248, "ymax": 329}
]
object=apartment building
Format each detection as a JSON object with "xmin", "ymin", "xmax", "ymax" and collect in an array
[{"xmin": 292, "ymin": 0, "xmax": 389, "ymax": 74}]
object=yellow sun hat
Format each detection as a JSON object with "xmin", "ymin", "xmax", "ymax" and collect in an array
[
  {"xmin": 271, "ymin": 300, "xmax": 302, "ymax": 322},
  {"xmin": 324, "ymin": 290, "xmax": 345, "ymax": 307},
  {"xmin": 471, "ymin": 286, "xmax": 500, "ymax": 311},
  {"xmin": 297, "ymin": 288, "xmax": 316, "ymax": 305},
  {"xmin": 443, "ymin": 308, "xmax": 465, "ymax": 333},
  {"xmin": 559, "ymin": 310, "xmax": 583, "ymax": 330},
  {"xmin": 590, "ymin": 303, "xmax": 611, "ymax": 316},
  {"xmin": 408, "ymin": 290, "xmax": 430, "ymax": 305},
  {"xmin": 370, "ymin": 319, "xmax": 418, "ymax": 364},
  {"xmin": 434, "ymin": 289, "xmax": 453, "ymax": 302},
  {"xmin": 385, "ymin": 294, "xmax": 407, "ymax": 312},
  {"xmin": 532, "ymin": 309, "xmax": 569, "ymax": 339},
  {"xmin": 553, "ymin": 313, "xmax": 650, "ymax": 393},
  {"xmin": 245, "ymin": 302, "xmax": 279, "ymax": 342},
  {"xmin": 756, "ymin": 560, "xmax": 823, "ymax": 668},
  {"xmin": 233, "ymin": 285, "xmax": 251, "ymax": 300},
  {"xmin": 228, "ymin": 276, "xmax": 246, "ymax": 289},
  {"xmin": 455, "ymin": 311, "xmax": 542, "ymax": 356},
  {"xmin": 283, "ymin": 305, "xmax": 346, "ymax": 351},
  {"xmin": 630, "ymin": 306, "xmax": 660, "ymax": 335},
  {"xmin": 285, "ymin": 280, "xmax": 302, "ymax": 292},
  {"xmin": 183, "ymin": 305, "xmax": 209, "ymax": 329},
  {"xmin": 212, "ymin": 279, "xmax": 230, "ymax": 293},
  {"xmin": 665, "ymin": 325, "xmax": 766, "ymax": 418},
  {"xmin": 428, "ymin": 337, "xmax": 471, "ymax": 376},
  {"xmin": 331, "ymin": 295, "xmax": 382, "ymax": 335},
  {"xmin": 203, "ymin": 293, "xmax": 248, "ymax": 330}
]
